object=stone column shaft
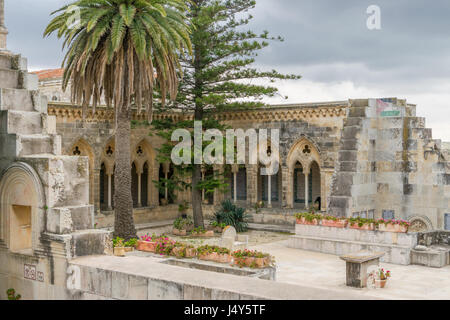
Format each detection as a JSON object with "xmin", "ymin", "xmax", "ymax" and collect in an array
[
  {"xmin": 304, "ymin": 173, "xmax": 309, "ymax": 209},
  {"xmin": 107, "ymin": 173, "xmax": 112, "ymax": 210}
]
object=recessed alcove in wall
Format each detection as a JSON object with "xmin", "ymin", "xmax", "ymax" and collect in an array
[
  {"xmin": 10, "ymin": 205, "xmax": 32, "ymax": 253},
  {"xmin": 0, "ymin": 162, "xmax": 45, "ymax": 254}
]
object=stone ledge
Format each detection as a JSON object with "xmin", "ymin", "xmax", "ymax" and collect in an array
[
  {"xmin": 288, "ymin": 235, "xmax": 412, "ymax": 265},
  {"xmin": 69, "ymin": 255, "xmax": 375, "ymax": 300}
]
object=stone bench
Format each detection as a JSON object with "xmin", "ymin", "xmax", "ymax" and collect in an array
[{"xmin": 340, "ymin": 251, "xmax": 385, "ymax": 288}]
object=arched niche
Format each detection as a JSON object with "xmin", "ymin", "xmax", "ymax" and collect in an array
[{"xmin": 0, "ymin": 162, "xmax": 46, "ymax": 254}]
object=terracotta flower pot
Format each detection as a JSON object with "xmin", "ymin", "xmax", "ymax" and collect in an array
[
  {"xmin": 173, "ymin": 229, "xmax": 187, "ymax": 236},
  {"xmin": 296, "ymin": 218, "xmax": 319, "ymax": 226},
  {"xmin": 255, "ymin": 257, "xmax": 270, "ymax": 268},
  {"xmin": 217, "ymin": 254, "xmax": 232, "ymax": 264},
  {"xmin": 245, "ymin": 257, "xmax": 256, "ymax": 267},
  {"xmin": 186, "ymin": 248, "xmax": 197, "ymax": 258},
  {"xmin": 349, "ymin": 223, "xmax": 374, "ymax": 231},
  {"xmin": 375, "ymin": 279, "xmax": 387, "ymax": 288},
  {"xmin": 378, "ymin": 224, "xmax": 408, "ymax": 233},
  {"xmin": 137, "ymin": 240, "xmax": 157, "ymax": 253},
  {"xmin": 321, "ymin": 219, "xmax": 348, "ymax": 228},
  {"xmin": 114, "ymin": 247, "xmax": 125, "ymax": 257}
]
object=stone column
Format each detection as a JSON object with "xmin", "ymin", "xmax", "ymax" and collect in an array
[
  {"xmin": 281, "ymin": 166, "xmax": 290, "ymax": 208},
  {"xmin": 137, "ymin": 171, "xmax": 142, "ymax": 208},
  {"xmin": 151, "ymin": 165, "xmax": 159, "ymax": 206},
  {"xmin": 304, "ymin": 172, "xmax": 309, "ymax": 209},
  {"xmin": 246, "ymin": 164, "xmax": 258, "ymax": 206},
  {"xmin": 107, "ymin": 173, "xmax": 112, "ymax": 210},
  {"xmin": 0, "ymin": 0, "xmax": 8, "ymax": 51},
  {"xmin": 267, "ymin": 174, "xmax": 272, "ymax": 208},
  {"xmin": 232, "ymin": 164, "xmax": 239, "ymax": 203}
]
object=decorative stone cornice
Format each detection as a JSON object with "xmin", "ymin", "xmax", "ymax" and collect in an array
[{"xmin": 48, "ymin": 101, "xmax": 348, "ymax": 123}]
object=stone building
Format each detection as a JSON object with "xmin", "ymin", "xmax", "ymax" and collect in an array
[{"xmin": 30, "ymin": 67, "xmax": 450, "ymax": 233}]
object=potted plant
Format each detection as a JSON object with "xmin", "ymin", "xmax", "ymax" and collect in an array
[
  {"xmin": 6, "ymin": 289, "xmax": 21, "ymax": 300},
  {"xmin": 112, "ymin": 237, "xmax": 126, "ymax": 257},
  {"xmin": 232, "ymin": 250, "xmax": 273, "ymax": 268},
  {"xmin": 124, "ymin": 238, "xmax": 138, "ymax": 252},
  {"xmin": 294, "ymin": 212, "xmax": 321, "ymax": 226},
  {"xmin": 155, "ymin": 236, "xmax": 176, "ymax": 256},
  {"xmin": 321, "ymin": 215, "xmax": 348, "ymax": 228},
  {"xmin": 197, "ymin": 245, "xmax": 231, "ymax": 263},
  {"xmin": 377, "ymin": 219, "xmax": 410, "ymax": 233},
  {"xmin": 178, "ymin": 201, "xmax": 189, "ymax": 215},
  {"xmin": 374, "ymin": 268, "xmax": 391, "ymax": 288},
  {"xmin": 190, "ymin": 226, "xmax": 214, "ymax": 237},
  {"xmin": 348, "ymin": 217, "xmax": 375, "ymax": 231},
  {"xmin": 210, "ymin": 221, "xmax": 227, "ymax": 233},
  {"xmin": 137, "ymin": 234, "xmax": 158, "ymax": 253},
  {"xmin": 185, "ymin": 246, "xmax": 198, "ymax": 258}
]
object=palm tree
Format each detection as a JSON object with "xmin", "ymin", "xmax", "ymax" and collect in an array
[{"xmin": 45, "ymin": 0, "xmax": 191, "ymax": 240}]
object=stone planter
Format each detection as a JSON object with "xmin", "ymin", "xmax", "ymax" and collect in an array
[
  {"xmin": 173, "ymin": 228, "xmax": 187, "ymax": 236},
  {"xmin": 375, "ymin": 279, "xmax": 387, "ymax": 288},
  {"xmin": 296, "ymin": 218, "xmax": 319, "ymax": 226},
  {"xmin": 321, "ymin": 219, "xmax": 348, "ymax": 228},
  {"xmin": 378, "ymin": 224, "xmax": 408, "ymax": 233},
  {"xmin": 349, "ymin": 223, "xmax": 374, "ymax": 231},
  {"xmin": 124, "ymin": 247, "xmax": 134, "ymax": 253},
  {"xmin": 114, "ymin": 247, "xmax": 125, "ymax": 257},
  {"xmin": 137, "ymin": 240, "xmax": 157, "ymax": 253}
]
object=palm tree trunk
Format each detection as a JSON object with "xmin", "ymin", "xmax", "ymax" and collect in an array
[{"xmin": 113, "ymin": 105, "xmax": 137, "ymax": 240}]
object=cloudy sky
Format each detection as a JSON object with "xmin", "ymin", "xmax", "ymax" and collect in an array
[{"xmin": 5, "ymin": 0, "xmax": 450, "ymax": 140}]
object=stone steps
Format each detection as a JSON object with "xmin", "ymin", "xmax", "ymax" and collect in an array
[
  {"xmin": 348, "ymin": 107, "xmax": 367, "ymax": 118},
  {"xmin": 0, "ymin": 110, "xmax": 43, "ymax": 135},
  {"xmin": 0, "ymin": 68, "xmax": 19, "ymax": 89},
  {"xmin": 0, "ymin": 54, "xmax": 11, "ymax": 69},
  {"xmin": 17, "ymin": 134, "xmax": 60, "ymax": 156},
  {"xmin": 0, "ymin": 88, "xmax": 36, "ymax": 112}
]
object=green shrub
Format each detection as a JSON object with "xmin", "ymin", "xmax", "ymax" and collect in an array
[
  {"xmin": 173, "ymin": 216, "xmax": 194, "ymax": 230},
  {"xmin": 124, "ymin": 238, "xmax": 138, "ymax": 248},
  {"xmin": 213, "ymin": 200, "xmax": 250, "ymax": 232}
]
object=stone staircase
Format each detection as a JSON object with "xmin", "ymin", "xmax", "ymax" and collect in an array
[
  {"xmin": 0, "ymin": 52, "xmax": 108, "ymax": 258},
  {"xmin": 328, "ymin": 98, "xmax": 450, "ymax": 228},
  {"xmin": 328, "ymin": 100, "xmax": 366, "ymax": 217}
]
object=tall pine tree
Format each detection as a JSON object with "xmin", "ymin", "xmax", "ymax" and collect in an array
[{"xmin": 153, "ymin": 0, "xmax": 301, "ymax": 227}]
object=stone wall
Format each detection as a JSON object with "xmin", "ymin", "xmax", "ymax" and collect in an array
[
  {"xmin": 46, "ymin": 101, "xmax": 346, "ymax": 228},
  {"xmin": 329, "ymin": 98, "xmax": 450, "ymax": 231}
]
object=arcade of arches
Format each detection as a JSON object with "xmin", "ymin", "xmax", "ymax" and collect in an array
[
  {"xmin": 66, "ymin": 134, "xmax": 330, "ymax": 214},
  {"xmin": 51, "ymin": 101, "xmax": 343, "ymax": 226}
]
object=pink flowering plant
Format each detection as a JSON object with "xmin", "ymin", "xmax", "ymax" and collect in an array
[
  {"xmin": 154, "ymin": 235, "xmax": 176, "ymax": 255},
  {"xmin": 140, "ymin": 233, "xmax": 158, "ymax": 242},
  {"xmin": 378, "ymin": 268, "xmax": 391, "ymax": 280},
  {"xmin": 376, "ymin": 219, "xmax": 410, "ymax": 227}
]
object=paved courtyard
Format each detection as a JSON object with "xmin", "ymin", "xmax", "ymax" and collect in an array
[
  {"xmin": 250, "ymin": 240, "xmax": 450, "ymax": 300},
  {"xmin": 133, "ymin": 223, "xmax": 450, "ymax": 300}
]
